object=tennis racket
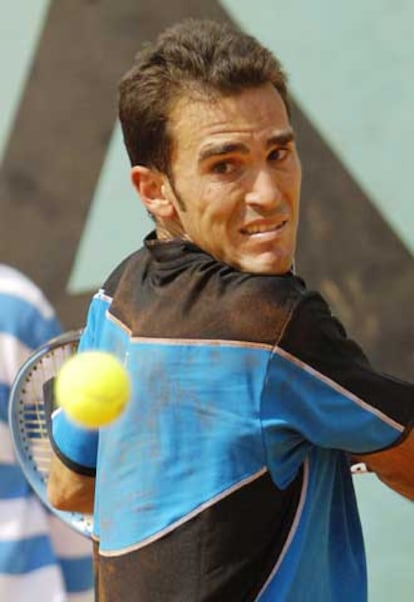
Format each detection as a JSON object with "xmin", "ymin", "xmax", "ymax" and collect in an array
[{"xmin": 8, "ymin": 329, "xmax": 93, "ymax": 538}]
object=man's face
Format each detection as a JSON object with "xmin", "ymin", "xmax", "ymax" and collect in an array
[{"xmin": 162, "ymin": 83, "xmax": 302, "ymax": 275}]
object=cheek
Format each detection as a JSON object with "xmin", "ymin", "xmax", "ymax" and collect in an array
[
  {"xmin": 291, "ymin": 158, "xmax": 302, "ymax": 195},
  {"xmin": 284, "ymin": 171, "xmax": 301, "ymax": 207},
  {"xmin": 208, "ymin": 181, "xmax": 246, "ymax": 215},
  {"xmin": 183, "ymin": 178, "xmax": 245, "ymax": 237},
  {"xmin": 196, "ymin": 186, "xmax": 234, "ymax": 223}
]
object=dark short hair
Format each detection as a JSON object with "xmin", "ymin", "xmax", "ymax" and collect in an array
[{"xmin": 118, "ymin": 19, "xmax": 290, "ymax": 173}]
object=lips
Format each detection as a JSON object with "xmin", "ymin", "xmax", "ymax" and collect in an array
[{"xmin": 240, "ymin": 220, "xmax": 288, "ymax": 236}]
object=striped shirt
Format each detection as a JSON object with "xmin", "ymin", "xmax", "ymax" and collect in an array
[{"xmin": 0, "ymin": 265, "xmax": 94, "ymax": 601}]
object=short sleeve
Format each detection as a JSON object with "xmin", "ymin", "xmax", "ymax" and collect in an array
[
  {"xmin": 261, "ymin": 293, "xmax": 414, "ymax": 486},
  {"xmin": 281, "ymin": 293, "xmax": 414, "ymax": 429},
  {"xmin": 51, "ymin": 408, "xmax": 98, "ymax": 476}
]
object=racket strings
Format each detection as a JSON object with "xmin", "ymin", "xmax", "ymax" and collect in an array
[{"xmin": 16, "ymin": 343, "xmax": 77, "ymax": 482}]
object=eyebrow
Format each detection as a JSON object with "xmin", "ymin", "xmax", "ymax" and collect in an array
[
  {"xmin": 198, "ymin": 130, "xmax": 295, "ymax": 162},
  {"xmin": 266, "ymin": 131, "xmax": 295, "ymax": 148}
]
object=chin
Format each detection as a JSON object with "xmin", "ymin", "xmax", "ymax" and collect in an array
[{"xmin": 238, "ymin": 251, "xmax": 292, "ymax": 275}]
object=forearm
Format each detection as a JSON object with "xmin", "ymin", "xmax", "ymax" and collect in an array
[
  {"xmin": 47, "ymin": 451, "xmax": 96, "ymax": 513},
  {"xmin": 354, "ymin": 429, "xmax": 414, "ymax": 501}
]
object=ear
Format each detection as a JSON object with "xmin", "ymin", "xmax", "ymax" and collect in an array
[{"xmin": 130, "ymin": 166, "xmax": 175, "ymax": 219}]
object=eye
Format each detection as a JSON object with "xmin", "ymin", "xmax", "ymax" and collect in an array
[
  {"xmin": 211, "ymin": 160, "xmax": 238, "ymax": 175},
  {"xmin": 268, "ymin": 148, "xmax": 289, "ymax": 163}
]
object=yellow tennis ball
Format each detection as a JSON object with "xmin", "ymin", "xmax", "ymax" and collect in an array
[{"xmin": 55, "ymin": 351, "xmax": 130, "ymax": 428}]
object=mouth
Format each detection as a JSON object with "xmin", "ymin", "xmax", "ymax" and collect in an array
[{"xmin": 240, "ymin": 220, "xmax": 288, "ymax": 236}]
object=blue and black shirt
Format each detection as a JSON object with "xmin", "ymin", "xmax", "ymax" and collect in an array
[{"xmin": 52, "ymin": 234, "xmax": 414, "ymax": 601}]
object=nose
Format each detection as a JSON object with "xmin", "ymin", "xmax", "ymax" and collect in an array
[{"xmin": 244, "ymin": 168, "xmax": 283, "ymax": 210}]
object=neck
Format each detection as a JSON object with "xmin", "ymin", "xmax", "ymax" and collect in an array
[{"xmin": 155, "ymin": 220, "xmax": 190, "ymax": 243}]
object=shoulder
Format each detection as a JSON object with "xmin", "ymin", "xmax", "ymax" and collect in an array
[
  {"xmin": 101, "ymin": 248, "xmax": 148, "ymax": 298},
  {"xmin": 205, "ymin": 269, "xmax": 308, "ymax": 345},
  {"xmin": 80, "ymin": 247, "xmax": 148, "ymax": 345},
  {"xmin": 237, "ymin": 271, "xmax": 307, "ymax": 303},
  {"xmin": 279, "ymin": 290, "xmax": 365, "ymax": 362},
  {"xmin": 280, "ymin": 291, "xmax": 354, "ymax": 354}
]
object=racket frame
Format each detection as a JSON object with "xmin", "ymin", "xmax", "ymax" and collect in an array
[{"xmin": 8, "ymin": 329, "xmax": 93, "ymax": 538}]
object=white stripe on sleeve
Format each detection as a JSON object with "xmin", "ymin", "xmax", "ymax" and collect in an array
[
  {"xmin": 0, "ymin": 495, "xmax": 49, "ymax": 540},
  {"xmin": 0, "ymin": 421, "xmax": 16, "ymax": 463},
  {"xmin": 0, "ymin": 331, "xmax": 31, "ymax": 385}
]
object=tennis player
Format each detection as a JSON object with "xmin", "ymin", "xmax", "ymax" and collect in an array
[{"xmin": 47, "ymin": 19, "xmax": 414, "ymax": 602}]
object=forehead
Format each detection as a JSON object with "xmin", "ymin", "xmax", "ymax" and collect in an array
[{"xmin": 168, "ymin": 84, "xmax": 291, "ymax": 157}]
